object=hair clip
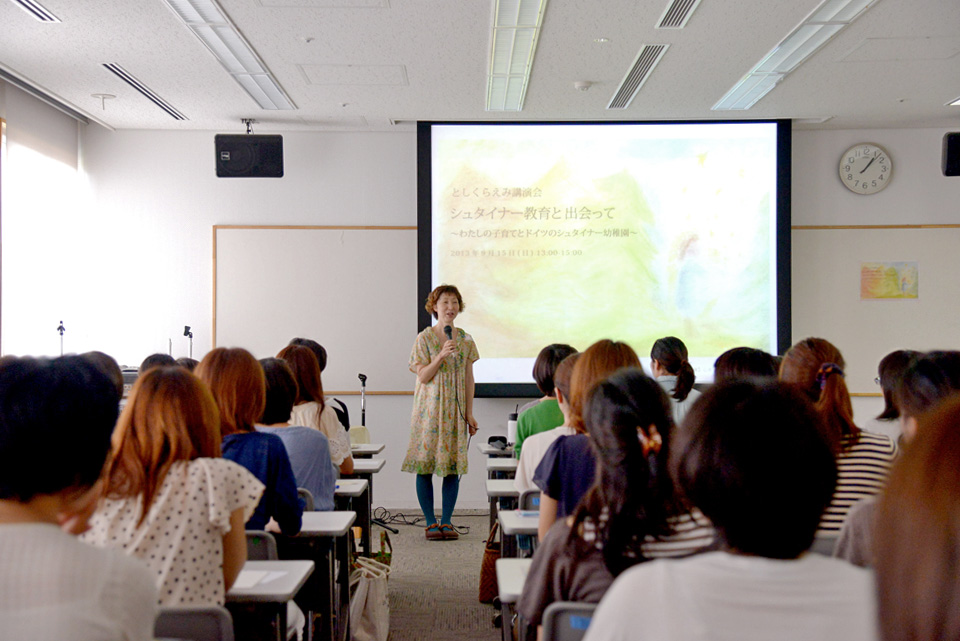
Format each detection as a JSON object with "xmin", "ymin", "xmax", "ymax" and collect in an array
[
  {"xmin": 816, "ymin": 363, "xmax": 845, "ymax": 390},
  {"xmin": 638, "ymin": 425, "xmax": 662, "ymax": 457}
]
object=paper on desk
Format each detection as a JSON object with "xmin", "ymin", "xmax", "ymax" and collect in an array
[{"xmin": 233, "ymin": 570, "xmax": 287, "ymax": 588}]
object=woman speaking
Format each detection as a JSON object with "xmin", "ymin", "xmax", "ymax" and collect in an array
[{"xmin": 402, "ymin": 285, "xmax": 479, "ymax": 541}]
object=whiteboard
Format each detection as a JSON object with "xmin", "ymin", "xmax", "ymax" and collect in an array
[
  {"xmin": 214, "ymin": 226, "xmax": 418, "ymax": 393},
  {"xmin": 792, "ymin": 227, "xmax": 960, "ymax": 394}
]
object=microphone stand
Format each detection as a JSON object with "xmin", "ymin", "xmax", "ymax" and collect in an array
[
  {"xmin": 57, "ymin": 321, "xmax": 65, "ymax": 356},
  {"xmin": 184, "ymin": 326, "xmax": 194, "ymax": 358},
  {"xmin": 360, "ymin": 372, "xmax": 399, "ymax": 534}
]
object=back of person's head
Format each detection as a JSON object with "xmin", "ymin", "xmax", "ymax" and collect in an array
[
  {"xmin": 276, "ymin": 344, "xmax": 326, "ymax": 415},
  {"xmin": 532, "ymin": 344, "xmax": 578, "ymax": 396},
  {"xmin": 779, "ymin": 337, "xmax": 857, "ymax": 452},
  {"xmin": 651, "ymin": 336, "xmax": 696, "ymax": 401},
  {"xmin": 139, "ymin": 352, "xmax": 177, "ymax": 375},
  {"xmin": 103, "ymin": 366, "xmax": 221, "ymax": 526},
  {"xmin": 675, "ymin": 380, "xmax": 836, "ymax": 559},
  {"xmin": 0, "ymin": 356, "xmax": 119, "ymax": 502},
  {"xmin": 81, "ymin": 350, "xmax": 125, "ymax": 398},
  {"xmin": 875, "ymin": 350, "xmax": 920, "ymax": 420},
  {"xmin": 570, "ymin": 367, "xmax": 679, "ymax": 575},
  {"xmin": 176, "ymin": 357, "xmax": 199, "ymax": 372},
  {"xmin": 260, "ymin": 357, "xmax": 298, "ymax": 425},
  {"xmin": 553, "ymin": 352, "xmax": 582, "ymax": 404},
  {"xmin": 896, "ymin": 351, "xmax": 960, "ymax": 421},
  {"xmin": 713, "ymin": 347, "xmax": 778, "ymax": 384},
  {"xmin": 195, "ymin": 347, "xmax": 265, "ymax": 435},
  {"xmin": 569, "ymin": 339, "xmax": 641, "ymax": 433},
  {"xmin": 875, "ymin": 395, "xmax": 960, "ymax": 641},
  {"xmin": 288, "ymin": 337, "xmax": 327, "ymax": 372}
]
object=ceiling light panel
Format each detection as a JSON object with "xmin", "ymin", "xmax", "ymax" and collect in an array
[
  {"xmin": 712, "ymin": 0, "xmax": 880, "ymax": 111},
  {"xmin": 487, "ymin": 0, "xmax": 548, "ymax": 111},
  {"xmin": 159, "ymin": 0, "xmax": 296, "ymax": 110}
]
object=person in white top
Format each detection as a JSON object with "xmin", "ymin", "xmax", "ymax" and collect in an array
[
  {"xmin": 650, "ymin": 336, "xmax": 701, "ymax": 425},
  {"xmin": 83, "ymin": 366, "xmax": 264, "ymax": 607},
  {"xmin": 0, "ymin": 355, "xmax": 157, "ymax": 641},
  {"xmin": 584, "ymin": 380, "xmax": 878, "ymax": 641},
  {"xmin": 278, "ymin": 344, "xmax": 355, "ymax": 475},
  {"xmin": 514, "ymin": 352, "xmax": 580, "ymax": 493}
]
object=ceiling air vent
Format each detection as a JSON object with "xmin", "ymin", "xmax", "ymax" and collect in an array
[
  {"xmin": 102, "ymin": 63, "xmax": 187, "ymax": 121},
  {"xmin": 607, "ymin": 44, "xmax": 668, "ymax": 110},
  {"xmin": 657, "ymin": 0, "xmax": 703, "ymax": 28},
  {"xmin": 10, "ymin": 0, "xmax": 60, "ymax": 22}
]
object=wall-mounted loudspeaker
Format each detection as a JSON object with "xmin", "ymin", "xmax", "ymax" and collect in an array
[
  {"xmin": 215, "ymin": 134, "xmax": 283, "ymax": 178},
  {"xmin": 943, "ymin": 133, "xmax": 960, "ymax": 177}
]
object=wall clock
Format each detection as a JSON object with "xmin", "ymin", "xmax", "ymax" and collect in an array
[{"xmin": 839, "ymin": 143, "xmax": 892, "ymax": 194}]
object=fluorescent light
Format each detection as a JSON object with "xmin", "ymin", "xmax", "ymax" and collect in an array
[
  {"xmin": 713, "ymin": 0, "xmax": 878, "ymax": 111},
  {"xmin": 160, "ymin": 0, "xmax": 295, "ymax": 110},
  {"xmin": 486, "ymin": 0, "xmax": 548, "ymax": 111},
  {"xmin": 950, "ymin": 96, "xmax": 960, "ymax": 107}
]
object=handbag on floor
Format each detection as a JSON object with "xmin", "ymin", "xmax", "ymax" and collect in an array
[
  {"xmin": 478, "ymin": 521, "xmax": 501, "ymax": 604},
  {"xmin": 350, "ymin": 556, "xmax": 390, "ymax": 641}
]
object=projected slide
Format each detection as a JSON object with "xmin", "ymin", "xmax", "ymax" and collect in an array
[{"xmin": 427, "ymin": 122, "xmax": 781, "ymax": 386}]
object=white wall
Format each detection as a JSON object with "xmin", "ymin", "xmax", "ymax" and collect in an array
[{"xmin": 4, "ymin": 83, "xmax": 960, "ymax": 508}]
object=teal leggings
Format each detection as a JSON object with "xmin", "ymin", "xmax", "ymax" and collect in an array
[{"xmin": 416, "ymin": 474, "xmax": 460, "ymax": 525}]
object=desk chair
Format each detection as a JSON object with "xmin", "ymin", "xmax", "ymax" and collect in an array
[
  {"xmin": 349, "ymin": 425, "xmax": 371, "ymax": 445},
  {"xmin": 246, "ymin": 530, "xmax": 279, "ymax": 561},
  {"xmin": 519, "ymin": 489, "xmax": 540, "ymax": 511},
  {"xmin": 155, "ymin": 605, "xmax": 234, "ymax": 641},
  {"xmin": 809, "ymin": 535, "xmax": 838, "ymax": 556},
  {"xmin": 298, "ymin": 487, "xmax": 315, "ymax": 511},
  {"xmin": 542, "ymin": 602, "xmax": 596, "ymax": 641}
]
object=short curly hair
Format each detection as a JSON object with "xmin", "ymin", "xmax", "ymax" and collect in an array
[{"xmin": 425, "ymin": 285, "xmax": 464, "ymax": 319}]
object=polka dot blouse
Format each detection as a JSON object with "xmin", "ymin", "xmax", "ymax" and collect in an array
[{"xmin": 82, "ymin": 458, "xmax": 264, "ymax": 606}]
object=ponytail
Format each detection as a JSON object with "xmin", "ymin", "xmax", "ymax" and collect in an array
[
  {"xmin": 651, "ymin": 336, "xmax": 695, "ymax": 401},
  {"xmin": 673, "ymin": 360, "xmax": 696, "ymax": 401},
  {"xmin": 815, "ymin": 363, "xmax": 859, "ymax": 452}
]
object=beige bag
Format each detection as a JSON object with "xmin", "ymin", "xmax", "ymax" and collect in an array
[{"xmin": 350, "ymin": 557, "xmax": 390, "ymax": 641}]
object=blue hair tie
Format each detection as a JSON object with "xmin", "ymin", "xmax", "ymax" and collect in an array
[{"xmin": 816, "ymin": 363, "xmax": 844, "ymax": 389}]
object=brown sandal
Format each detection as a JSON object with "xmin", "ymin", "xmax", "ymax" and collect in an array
[
  {"xmin": 439, "ymin": 524, "xmax": 459, "ymax": 540},
  {"xmin": 425, "ymin": 523, "xmax": 444, "ymax": 540}
]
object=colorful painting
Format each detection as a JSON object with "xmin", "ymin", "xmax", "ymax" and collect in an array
[{"xmin": 860, "ymin": 261, "xmax": 918, "ymax": 299}]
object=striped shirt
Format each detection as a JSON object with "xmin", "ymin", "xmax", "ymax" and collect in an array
[{"xmin": 818, "ymin": 430, "xmax": 898, "ymax": 536}]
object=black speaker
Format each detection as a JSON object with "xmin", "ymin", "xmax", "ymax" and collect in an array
[
  {"xmin": 215, "ymin": 134, "xmax": 283, "ymax": 178},
  {"xmin": 943, "ymin": 133, "xmax": 960, "ymax": 176}
]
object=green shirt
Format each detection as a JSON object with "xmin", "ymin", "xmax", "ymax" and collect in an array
[{"xmin": 514, "ymin": 398, "xmax": 564, "ymax": 458}]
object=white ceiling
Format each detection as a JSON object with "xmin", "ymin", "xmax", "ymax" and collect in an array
[{"xmin": 1, "ymin": 0, "xmax": 958, "ymax": 132}]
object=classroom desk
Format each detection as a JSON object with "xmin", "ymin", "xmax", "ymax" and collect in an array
[
  {"xmin": 476, "ymin": 441, "xmax": 514, "ymax": 458},
  {"xmin": 350, "ymin": 443, "xmax": 385, "ymax": 458},
  {"xmin": 342, "ymin": 458, "xmax": 388, "ymax": 534},
  {"xmin": 498, "ymin": 510, "xmax": 539, "ymax": 559},
  {"xmin": 487, "ymin": 457, "xmax": 518, "ymax": 480},
  {"xmin": 227, "ymin": 559, "xmax": 315, "ymax": 641},
  {"xmin": 486, "ymin": 478, "xmax": 519, "ymax": 532},
  {"xmin": 335, "ymin": 479, "xmax": 371, "ymax": 556},
  {"xmin": 496, "ymin": 558, "xmax": 532, "ymax": 641},
  {"xmin": 278, "ymin": 511, "xmax": 356, "ymax": 641}
]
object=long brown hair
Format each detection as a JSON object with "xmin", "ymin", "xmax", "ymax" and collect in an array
[
  {"xmin": 875, "ymin": 394, "xmax": 960, "ymax": 641},
  {"xmin": 779, "ymin": 337, "xmax": 858, "ymax": 452},
  {"xmin": 276, "ymin": 344, "xmax": 326, "ymax": 422},
  {"xmin": 101, "ymin": 366, "xmax": 221, "ymax": 526},
  {"xmin": 195, "ymin": 347, "xmax": 266, "ymax": 436},
  {"xmin": 568, "ymin": 339, "xmax": 641, "ymax": 433}
]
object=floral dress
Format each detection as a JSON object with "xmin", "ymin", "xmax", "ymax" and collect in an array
[{"xmin": 401, "ymin": 327, "xmax": 479, "ymax": 476}]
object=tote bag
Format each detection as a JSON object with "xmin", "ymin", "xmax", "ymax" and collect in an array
[
  {"xmin": 478, "ymin": 521, "xmax": 501, "ymax": 603},
  {"xmin": 350, "ymin": 557, "xmax": 390, "ymax": 641}
]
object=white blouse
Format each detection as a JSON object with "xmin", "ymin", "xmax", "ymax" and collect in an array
[
  {"xmin": 290, "ymin": 401, "xmax": 353, "ymax": 466},
  {"xmin": 83, "ymin": 458, "xmax": 263, "ymax": 606}
]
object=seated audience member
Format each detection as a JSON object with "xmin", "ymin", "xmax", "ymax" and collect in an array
[
  {"xmin": 713, "ymin": 346, "xmax": 779, "ymax": 384},
  {"xmin": 82, "ymin": 350, "xmax": 126, "ymax": 397},
  {"xmin": 859, "ymin": 349, "xmax": 920, "ymax": 442},
  {"xmin": 278, "ymin": 344, "xmax": 355, "ymax": 475},
  {"xmin": 518, "ymin": 368, "xmax": 713, "ymax": 634},
  {"xmin": 138, "ymin": 352, "xmax": 177, "ymax": 375},
  {"xmin": 514, "ymin": 344, "xmax": 577, "ymax": 457},
  {"xmin": 257, "ymin": 358, "xmax": 337, "ymax": 511},
  {"xmin": 533, "ymin": 339, "xmax": 641, "ymax": 539},
  {"xmin": 0, "ymin": 356, "xmax": 157, "ymax": 640},
  {"xmin": 834, "ymin": 350, "xmax": 960, "ymax": 567},
  {"xmin": 287, "ymin": 337, "xmax": 351, "ymax": 430},
  {"xmin": 175, "ymin": 357, "xmax": 199, "ymax": 372},
  {"xmin": 514, "ymin": 353, "xmax": 580, "ymax": 493},
  {"xmin": 651, "ymin": 336, "xmax": 701, "ymax": 424},
  {"xmin": 780, "ymin": 337, "xmax": 897, "ymax": 537},
  {"xmin": 196, "ymin": 348, "xmax": 303, "ymax": 534},
  {"xmin": 584, "ymin": 380, "xmax": 878, "ymax": 641},
  {"xmin": 83, "ymin": 366, "xmax": 262, "ymax": 606},
  {"xmin": 875, "ymin": 395, "xmax": 960, "ymax": 641}
]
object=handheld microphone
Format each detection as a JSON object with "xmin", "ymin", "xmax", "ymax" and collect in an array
[{"xmin": 443, "ymin": 325, "xmax": 453, "ymax": 340}]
